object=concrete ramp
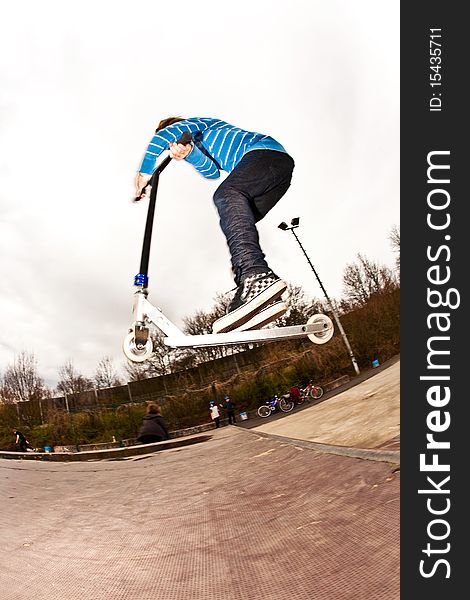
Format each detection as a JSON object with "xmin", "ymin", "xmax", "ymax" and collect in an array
[{"xmin": 1, "ymin": 425, "xmax": 399, "ymax": 599}]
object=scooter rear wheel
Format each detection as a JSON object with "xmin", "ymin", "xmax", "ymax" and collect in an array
[
  {"xmin": 307, "ymin": 314, "xmax": 334, "ymax": 345},
  {"xmin": 123, "ymin": 331, "xmax": 153, "ymax": 362}
]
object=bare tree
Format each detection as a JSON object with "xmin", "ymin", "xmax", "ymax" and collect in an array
[
  {"xmin": 389, "ymin": 225, "xmax": 400, "ymax": 272},
  {"xmin": 94, "ymin": 356, "xmax": 122, "ymax": 389},
  {"xmin": 274, "ymin": 284, "xmax": 324, "ymax": 327},
  {"xmin": 0, "ymin": 388, "xmax": 9, "ymax": 404},
  {"xmin": 56, "ymin": 360, "xmax": 93, "ymax": 396},
  {"xmin": 2, "ymin": 351, "xmax": 47, "ymax": 403},
  {"xmin": 123, "ymin": 359, "xmax": 150, "ymax": 382},
  {"xmin": 343, "ymin": 253, "xmax": 398, "ymax": 308},
  {"xmin": 183, "ymin": 309, "xmax": 226, "ymax": 362},
  {"xmin": 151, "ymin": 333, "xmax": 189, "ymax": 375},
  {"xmin": 183, "ymin": 292, "xmax": 246, "ymax": 363}
]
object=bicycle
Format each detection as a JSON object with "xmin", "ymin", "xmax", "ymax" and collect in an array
[
  {"xmin": 257, "ymin": 394, "xmax": 295, "ymax": 418},
  {"xmin": 290, "ymin": 382, "xmax": 324, "ymax": 405},
  {"xmin": 302, "ymin": 381, "xmax": 324, "ymax": 400}
]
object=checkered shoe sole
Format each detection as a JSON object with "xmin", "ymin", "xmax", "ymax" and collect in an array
[
  {"xmin": 212, "ymin": 275, "xmax": 287, "ymax": 334},
  {"xmin": 232, "ymin": 300, "xmax": 288, "ymax": 332}
]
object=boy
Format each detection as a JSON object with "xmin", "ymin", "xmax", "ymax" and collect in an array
[
  {"xmin": 134, "ymin": 117, "xmax": 294, "ymax": 333},
  {"xmin": 220, "ymin": 395, "xmax": 237, "ymax": 425},
  {"xmin": 209, "ymin": 401, "xmax": 221, "ymax": 428}
]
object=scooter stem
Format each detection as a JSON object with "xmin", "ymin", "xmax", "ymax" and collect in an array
[{"xmin": 134, "ymin": 131, "xmax": 192, "ymax": 287}]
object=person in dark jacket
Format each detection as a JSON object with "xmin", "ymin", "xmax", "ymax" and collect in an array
[
  {"xmin": 13, "ymin": 429, "xmax": 34, "ymax": 452},
  {"xmin": 137, "ymin": 404, "xmax": 170, "ymax": 444},
  {"xmin": 220, "ymin": 395, "xmax": 237, "ymax": 424}
]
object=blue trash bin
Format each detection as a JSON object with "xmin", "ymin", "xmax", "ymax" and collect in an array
[{"xmin": 43, "ymin": 446, "xmax": 52, "ymax": 453}]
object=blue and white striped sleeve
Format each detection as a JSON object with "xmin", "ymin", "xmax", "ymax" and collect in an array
[
  {"xmin": 139, "ymin": 120, "xmax": 211, "ymax": 174},
  {"xmin": 139, "ymin": 119, "xmax": 215, "ymax": 179},
  {"xmin": 139, "ymin": 132, "xmax": 170, "ymax": 174},
  {"xmin": 184, "ymin": 146, "xmax": 220, "ymax": 179}
]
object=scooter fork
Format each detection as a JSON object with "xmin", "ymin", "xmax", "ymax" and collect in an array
[{"xmin": 131, "ymin": 289, "xmax": 150, "ymax": 348}]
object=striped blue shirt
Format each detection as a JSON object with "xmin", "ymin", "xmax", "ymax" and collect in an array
[{"xmin": 139, "ymin": 117, "xmax": 287, "ymax": 179}]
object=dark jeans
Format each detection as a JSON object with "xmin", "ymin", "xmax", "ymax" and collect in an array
[
  {"xmin": 227, "ymin": 410, "xmax": 236, "ymax": 424},
  {"xmin": 213, "ymin": 417, "xmax": 220, "ymax": 428},
  {"xmin": 213, "ymin": 150, "xmax": 294, "ymax": 285}
]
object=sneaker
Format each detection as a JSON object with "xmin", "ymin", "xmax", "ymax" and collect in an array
[
  {"xmin": 212, "ymin": 271, "xmax": 287, "ymax": 334},
  {"xmin": 232, "ymin": 300, "xmax": 288, "ymax": 331}
]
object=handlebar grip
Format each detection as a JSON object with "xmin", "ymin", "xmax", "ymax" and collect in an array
[{"xmin": 134, "ymin": 132, "xmax": 193, "ymax": 201}]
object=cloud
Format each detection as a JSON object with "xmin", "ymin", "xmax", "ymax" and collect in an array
[{"xmin": 0, "ymin": 1, "xmax": 399, "ymax": 385}]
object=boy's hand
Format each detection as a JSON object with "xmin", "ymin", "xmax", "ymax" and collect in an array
[
  {"xmin": 134, "ymin": 172, "xmax": 152, "ymax": 201},
  {"xmin": 169, "ymin": 141, "xmax": 193, "ymax": 160}
]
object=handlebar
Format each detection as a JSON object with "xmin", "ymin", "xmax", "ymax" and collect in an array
[{"xmin": 134, "ymin": 131, "xmax": 193, "ymax": 202}]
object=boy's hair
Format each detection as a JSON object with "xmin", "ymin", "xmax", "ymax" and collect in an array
[
  {"xmin": 156, "ymin": 116, "xmax": 185, "ymax": 133},
  {"xmin": 147, "ymin": 403, "xmax": 161, "ymax": 415}
]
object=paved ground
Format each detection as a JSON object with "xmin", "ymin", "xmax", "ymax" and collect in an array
[
  {"xmin": 253, "ymin": 359, "xmax": 400, "ymax": 449},
  {"xmin": 0, "ymin": 358, "xmax": 400, "ymax": 600}
]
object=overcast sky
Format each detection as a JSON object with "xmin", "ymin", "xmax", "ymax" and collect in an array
[{"xmin": 0, "ymin": 0, "xmax": 399, "ymax": 387}]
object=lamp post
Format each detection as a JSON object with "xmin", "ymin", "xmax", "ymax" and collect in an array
[{"xmin": 278, "ymin": 218, "xmax": 360, "ymax": 375}]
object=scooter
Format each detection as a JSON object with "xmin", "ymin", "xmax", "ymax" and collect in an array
[{"xmin": 123, "ymin": 132, "xmax": 334, "ymax": 362}]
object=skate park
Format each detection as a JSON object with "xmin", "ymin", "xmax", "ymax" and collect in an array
[{"xmin": 0, "ymin": 356, "xmax": 400, "ymax": 600}]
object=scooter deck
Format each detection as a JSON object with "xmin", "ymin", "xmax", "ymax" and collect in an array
[
  {"xmin": 163, "ymin": 322, "xmax": 324, "ymax": 348},
  {"xmin": 125, "ymin": 294, "xmax": 333, "ymax": 362}
]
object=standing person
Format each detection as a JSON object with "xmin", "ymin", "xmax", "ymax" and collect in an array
[
  {"xmin": 221, "ymin": 395, "xmax": 237, "ymax": 425},
  {"xmin": 134, "ymin": 117, "xmax": 295, "ymax": 334},
  {"xmin": 137, "ymin": 404, "xmax": 170, "ymax": 444},
  {"xmin": 13, "ymin": 430, "xmax": 34, "ymax": 452},
  {"xmin": 209, "ymin": 401, "xmax": 221, "ymax": 428}
]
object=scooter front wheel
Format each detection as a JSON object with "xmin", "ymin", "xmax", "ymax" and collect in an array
[{"xmin": 123, "ymin": 331, "xmax": 153, "ymax": 362}]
